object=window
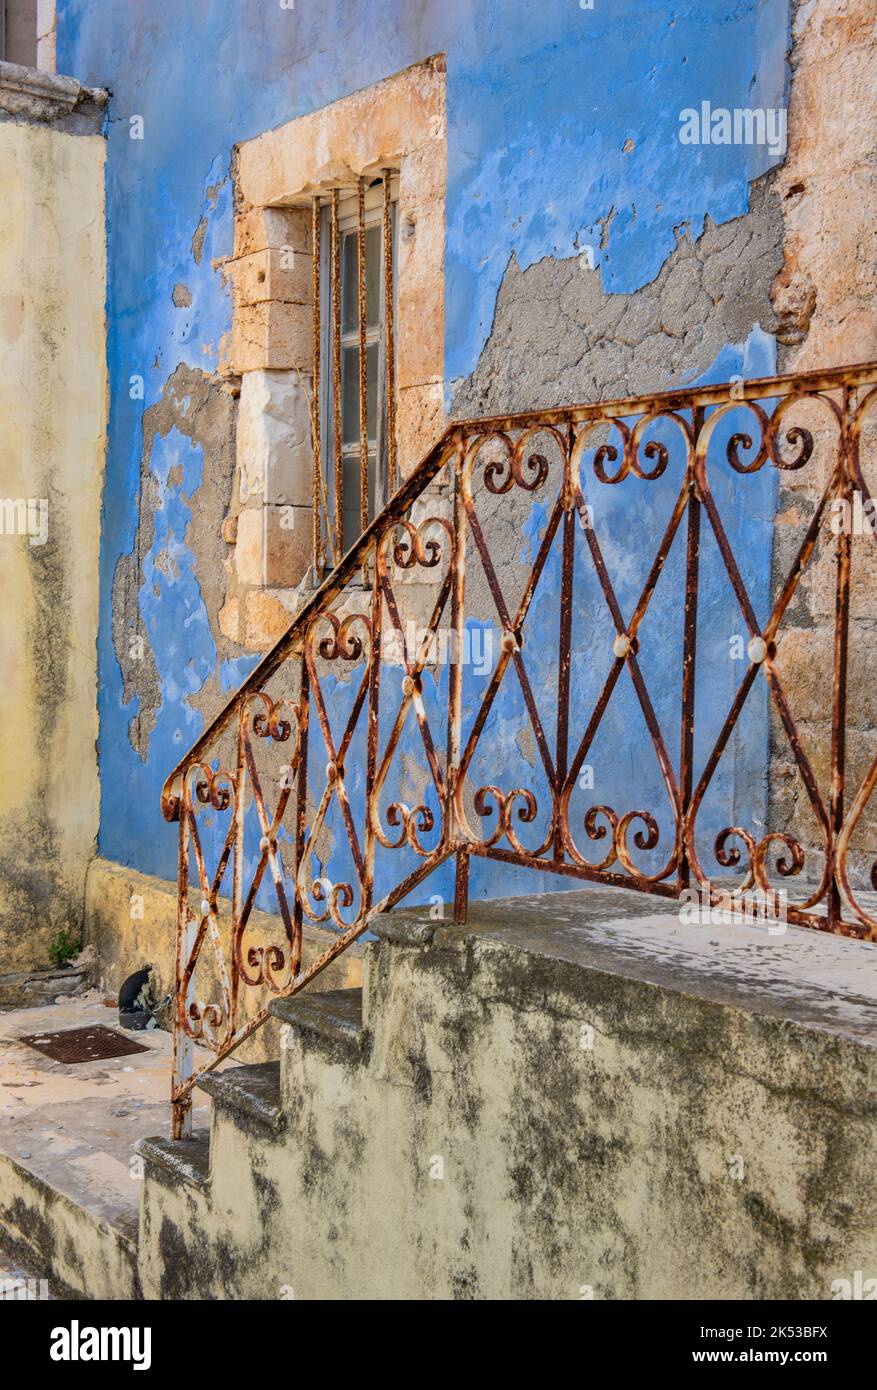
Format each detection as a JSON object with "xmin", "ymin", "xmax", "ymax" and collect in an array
[
  {"xmin": 1, "ymin": 0, "xmax": 39, "ymax": 68},
  {"xmin": 226, "ymin": 57, "xmax": 446, "ymax": 634},
  {"xmin": 320, "ymin": 177, "xmax": 398, "ymax": 558}
]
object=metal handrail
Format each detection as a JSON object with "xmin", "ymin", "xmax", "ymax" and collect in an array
[{"xmin": 163, "ymin": 361, "xmax": 877, "ymax": 1135}]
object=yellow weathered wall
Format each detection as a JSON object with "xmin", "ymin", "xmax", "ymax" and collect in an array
[{"xmin": 0, "ymin": 117, "xmax": 106, "ymax": 973}]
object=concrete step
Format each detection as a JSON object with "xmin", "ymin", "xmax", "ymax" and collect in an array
[
  {"xmin": 197, "ymin": 1061, "xmax": 283, "ymax": 1134},
  {"xmin": 137, "ymin": 1133, "xmax": 211, "ymax": 1190},
  {"xmin": 138, "ymin": 1006, "xmax": 356, "ymax": 1214},
  {"xmin": 0, "ymin": 992, "xmax": 215, "ymax": 1299},
  {"xmin": 137, "ymin": 1066, "xmax": 285, "ymax": 1202},
  {"xmin": 269, "ymin": 986, "xmax": 364, "ymax": 1061},
  {"xmin": 0, "ymin": 1148, "xmax": 139, "ymax": 1299},
  {"xmin": 138, "ymin": 998, "xmax": 362, "ymax": 1206}
]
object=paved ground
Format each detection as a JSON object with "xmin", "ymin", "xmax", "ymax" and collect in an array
[{"xmin": 0, "ymin": 993, "xmax": 214, "ymax": 1245}]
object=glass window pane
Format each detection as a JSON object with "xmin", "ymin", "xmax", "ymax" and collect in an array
[
  {"xmin": 341, "ymin": 454, "xmax": 378, "ymax": 551},
  {"xmin": 341, "ymin": 343, "xmax": 380, "ymax": 447},
  {"xmin": 342, "ymin": 224, "xmax": 381, "ymax": 334},
  {"xmin": 366, "ymin": 342, "xmax": 378, "ymax": 440},
  {"xmin": 341, "ymin": 231, "xmax": 358, "ymax": 333},
  {"xmin": 342, "ymin": 454, "xmax": 364, "ymax": 552},
  {"xmin": 365, "ymin": 224, "xmax": 381, "ymax": 329},
  {"xmin": 341, "ymin": 346, "xmax": 359, "ymax": 445},
  {"xmin": 368, "ymin": 450, "xmax": 377, "ymax": 520}
]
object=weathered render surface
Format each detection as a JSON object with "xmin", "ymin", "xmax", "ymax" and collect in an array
[
  {"xmin": 453, "ymin": 176, "xmax": 786, "ymax": 420},
  {"xmin": 138, "ymin": 891, "xmax": 877, "ymax": 1300},
  {"xmin": 0, "ymin": 69, "xmax": 106, "ymax": 972}
]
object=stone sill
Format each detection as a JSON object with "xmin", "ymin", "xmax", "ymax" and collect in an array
[{"xmin": 0, "ymin": 60, "xmax": 108, "ymax": 131}]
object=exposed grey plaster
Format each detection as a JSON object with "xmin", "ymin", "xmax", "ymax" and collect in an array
[
  {"xmin": 191, "ymin": 218, "xmax": 208, "ymax": 265},
  {"xmin": 452, "ymin": 176, "xmax": 786, "ymax": 420},
  {"xmin": 112, "ymin": 364, "xmax": 238, "ymax": 760}
]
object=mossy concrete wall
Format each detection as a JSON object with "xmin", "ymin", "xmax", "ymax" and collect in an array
[
  {"xmin": 0, "ymin": 92, "xmax": 106, "ymax": 972},
  {"xmin": 139, "ymin": 890, "xmax": 877, "ymax": 1300}
]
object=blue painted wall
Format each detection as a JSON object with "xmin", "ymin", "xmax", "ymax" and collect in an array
[{"xmin": 56, "ymin": 0, "xmax": 789, "ymax": 905}]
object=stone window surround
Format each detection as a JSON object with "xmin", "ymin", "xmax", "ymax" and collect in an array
[
  {"xmin": 218, "ymin": 56, "xmax": 447, "ymax": 651},
  {"xmin": 37, "ymin": 0, "xmax": 56, "ymax": 71}
]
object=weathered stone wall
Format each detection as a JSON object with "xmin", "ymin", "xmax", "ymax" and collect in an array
[
  {"xmin": 4, "ymin": 2, "xmax": 37, "ymax": 69},
  {"xmin": 0, "ymin": 72, "xmax": 106, "ymax": 972},
  {"xmin": 767, "ymin": 0, "xmax": 877, "ymax": 880}
]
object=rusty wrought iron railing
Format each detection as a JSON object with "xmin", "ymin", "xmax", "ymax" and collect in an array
[{"xmin": 162, "ymin": 362, "xmax": 877, "ymax": 1135}]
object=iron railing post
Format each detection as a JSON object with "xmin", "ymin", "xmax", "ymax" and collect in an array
[
  {"xmin": 554, "ymin": 424, "xmax": 575, "ymax": 865},
  {"xmin": 364, "ymin": 536, "xmax": 382, "ymax": 916},
  {"xmin": 829, "ymin": 385, "xmax": 852, "ymax": 930},
  {"xmin": 678, "ymin": 406, "xmax": 702, "ymax": 895},
  {"xmin": 447, "ymin": 431, "xmax": 469, "ymax": 923},
  {"xmin": 171, "ymin": 805, "xmax": 194, "ymax": 1139},
  {"xmin": 290, "ymin": 653, "xmax": 310, "ymax": 978}
]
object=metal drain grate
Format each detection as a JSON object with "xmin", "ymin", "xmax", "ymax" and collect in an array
[{"xmin": 20, "ymin": 1025, "xmax": 149, "ymax": 1064}]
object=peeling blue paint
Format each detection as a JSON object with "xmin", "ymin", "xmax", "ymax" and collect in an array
[{"xmin": 56, "ymin": 0, "xmax": 789, "ymax": 903}]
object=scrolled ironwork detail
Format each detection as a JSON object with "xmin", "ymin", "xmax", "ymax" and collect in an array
[{"xmin": 162, "ymin": 361, "xmax": 877, "ymax": 1135}]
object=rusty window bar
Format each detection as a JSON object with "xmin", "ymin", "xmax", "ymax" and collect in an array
[
  {"xmin": 357, "ymin": 178, "xmax": 369, "ymax": 541},
  {"xmin": 165, "ymin": 361, "xmax": 877, "ymax": 1138},
  {"xmin": 310, "ymin": 195, "xmax": 325, "ymax": 577},
  {"xmin": 330, "ymin": 188, "xmax": 343, "ymax": 565},
  {"xmin": 382, "ymin": 169, "xmax": 397, "ymax": 496}
]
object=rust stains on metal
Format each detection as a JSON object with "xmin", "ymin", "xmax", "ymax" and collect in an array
[{"xmin": 382, "ymin": 169, "xmax": 397, "ymax": 495}]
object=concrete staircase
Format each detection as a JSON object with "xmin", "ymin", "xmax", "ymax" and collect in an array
[
  {"xmin": 134, "ymin": 887, "xmax": 877, "ymax": 1300},
  {"xmin": 0, "ymin": 993, "xmax": 204, "ymax": 1300},
  {"xmin": 3, "ymin": 887, "xmax": 875, "ymax": 1298}
]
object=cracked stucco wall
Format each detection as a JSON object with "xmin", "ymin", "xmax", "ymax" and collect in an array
[
  {"xmin": 112, "ymin": 363, "xmax": 238, "ymax": 761},
  {"xmin": 0, "ymin": 109, "xmax": 106, "ymax": 970},
  {"xmin": 453, "ymin": 177, "xmax": 786, "ymax": 420}
]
